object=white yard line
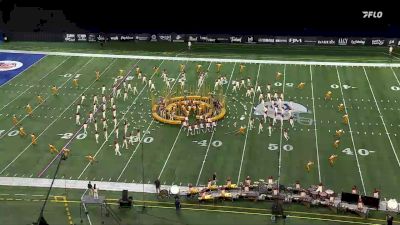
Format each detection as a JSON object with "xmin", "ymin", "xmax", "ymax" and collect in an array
[
  {"xmin": 0, "ymin": 55, "xmax": 47, "ymax": 88},
  {"xmin": 362, "ymin": 67, "xmax": 400, "ymax": 167},
  {"xmin": 0, "ymin": 58, "xmax": 108, "ymax": 175},
  {"xmin": 77, "ymin": 60, "xmax": 168, "ymax": 179},
  {"xmin": 277, "ymin": 65, "xmax": 286, "ymax": 187},
  {"xmin": 390, "ymin": 67, "xmax": 400, "ymax": 86},
  {"xmin": 0, "ymin": 57, "xmax": 94, "ymax": 140},
  {"xmin": 157, "ymin": 127, "xmax": 183, "ymax": 179},
  {"xmin": 2, "ymin": 49, "xmax": 400, "ymax": 67},
  {"xmin": 335, "ymin": 66, "xmax": 366, "ymax": 195},
  {"xmin": 115, "ymin": 61, "xmax": 185, "ymax": 182},
  {"xmin": 195, "ymin": 63, "xmax": 237, "ymax": 186},
  {"xmin": 0, "ymin": 57, "xmax": 71, "ymax": 113},
  {"xmin": 309, "ymin": 66, "xmax": 322, "ymax": 182},
  {"xmin": 237, "ymin": 64, "xmax": 261, "ymax": 183},
  {"xmin": 80, "ymin": 189, "xmax": 93, "ymax": 225}
]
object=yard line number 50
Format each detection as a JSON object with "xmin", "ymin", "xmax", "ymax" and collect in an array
[{"xmin": 267, "ymin": 143, "xmax": 293, "ymax": 151}]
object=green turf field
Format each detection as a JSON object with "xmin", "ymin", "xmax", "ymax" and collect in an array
[{"xmin": 1, "ymin": 43, "xmax": 400, "ymax": 224}]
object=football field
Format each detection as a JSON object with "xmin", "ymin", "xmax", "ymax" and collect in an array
[{"xmin": 1, "ymin": 49, "xmax": 400, "ymax": 203}]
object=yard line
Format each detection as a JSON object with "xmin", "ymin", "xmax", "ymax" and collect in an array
[
  {"xmin": 335, "ymin": 66, "xmax": 366, "ymax": 195},
  {"xmin": 0, "ymin": 55, "xmax": 47, "ymax": 88},
  {"xmin": 157, "ymin": 127, "xmax": 183, "ymax": 179},
  {"xmin": 77, "ymin": 59, "xmax": 167, "ymax": 179},
  {"xmin": 309, "ymin": 66, "xmax": 322, "ymax": 182},
  {"xmin": 116, "ymin": 61, "xmax": 186, "ymax": 181},
  {"xmin": 37, "ymin": 58, "xmax": 120, "ymax": 177},
  {"xmin": 0, "ymin": 57, "xmax": 71, "ymax": 113},
  {"xmin": 237, "ymin": 64, "xmax": 261, "ymax": 183},
  {"xmin": 80, "ymin": 189, "xmax": 93, "ymax": 225},
  {"xmin": 0, "ymin": 57, "xmax": 94, "ymax": 140},
  {"xmin": 362, "ymin": 67, "xmax": 400, "ymax": 167},
  {"xmin": 196, "ymin": 63, "xmax": 236, "ymax": 186},
  {"xmin": 390, "ymin": 67, "xmax": 400, "ymax": 86},
  {"xmin": 277, "ymin": 64, "xmax": 286, "ymax": 187},
  {"xmin": 0, "ymin": 58, "xmax": 104, "ymax": 175}
]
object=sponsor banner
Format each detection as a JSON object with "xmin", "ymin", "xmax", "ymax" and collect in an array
[
  {"xmin": 88, "ymin": 34, "xmax": 96, "ymax": 42},
  {"xmin": 96, "ymin": 34, "xmax": 107, "ymax": 41},
  {"xmin": 187, "ymin": 35, "xmax": 198, "ymax": 42},
  {"xmin": 245, "ymin": 35, "xmax": 256, "ymax": 44},
  {"xmin": 369, "ymin": 38, "xmax": 386, "ymax": 46},
  {"xmin": 198, "ymin": 35, "xmax": 216, "ymax": 43},
  {"xmin": 64, "ymin": 33, "xmax": 76, "ymax": 42},
  {"xmin": 119, "ymin": 35, "xmax": 134, "ymax": 41},
  {"xmin": 303, "ymin": 37, "xmax": 317, "ymax": 45},
  {"xmin": 288, "ymin": 37, "xmax": 303, "ymax": 45},
  {"xmin": 136, "ymin": 34, "xmax": 150, "ymax": 41},
  {"xmin": 77, "ymin": 34, "xmax": 87, "ymax": 42},
  {"xmin": 257, "ymin": 36, "xmax": 275, "ymax": 44},
  {"xmin": 275, "ymin": 36, "xmax": 288, "ymax": 44},
  {"xmin": 230, "ymin": 36, "xmax": 243, "ymax": 43},
  {"xmin": 338, "ymin": 38, "xmax": 349, "ymax": 46},
  {"xmin": 349, "ymin": 38, "xmax": 366, "ymax": 46},
  {"xmin": 214, "ymin": 35, "xmax": 230, "ymax": 43},
  {"xmin": 158, "ymin": 34, "xmax": 172, "ymax": 42},
  {"xmin": 172, "ymin": 34, "xmax": 185, "ymax": 43},
  {"xmin": 109, "ymin": 35, "xmax": 119, "ymax": 41},
  {"xmin": 387, "ymin": 39, "xmax": 397, "ymax": 46},
  {"xmin": 316, "ymin": 37, "xmax": 337, "ymax": 45}
]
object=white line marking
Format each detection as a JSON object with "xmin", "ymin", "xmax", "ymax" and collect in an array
[
  {"xmin": 237, "ymin": 64, "xmax": 261, "ymax": 183},
  {"xmin": 391, "ymin": 67, "xmax": 400, "ymax": 87},
  {"xmin": 336, "ymin": 66, "xmax": 366, "ymax": 195},
  {"xmin": 309, "ymin": 65, "xmax": 322, "ymax": 182},
  {"xmin": 158, "ymin": 127, "xmax": 183, "ymax": 179},
  {"xmin": 363, "ymin": 67, "xmax": 400, "ymax": 167},
  {"xmin": 195, "ymin": 63, "xmax": 237, "ymax": 185},
  {"xmin": 277, "ymin": 64, "xmax": 286, "ymax": 187},
  {"xmin": 1, "ymin": 49, "xmax": 400, "ymax": 67}
]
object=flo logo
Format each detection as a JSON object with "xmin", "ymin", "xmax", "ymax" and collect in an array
[
  {"xmin": 362, "ymin": 11, "xmax": 383, "ymax": 18},
  {"xmin": 0, "ymin": 60, "xmax": 23, "ymax": 71}
]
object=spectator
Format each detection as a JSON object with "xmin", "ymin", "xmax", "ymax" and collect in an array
[
  {"xmin": 93, "ymin": 184, "xmax": 99, "ymax": 199},
  {"xmin": 154, "ymin": 179, "xmax": 161, "ymax": 194},
  {"xmin": 87, "ymin": 181, "xmax": 93, "ymax": 197}
]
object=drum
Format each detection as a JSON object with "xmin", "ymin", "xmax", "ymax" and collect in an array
[
  {"xmin": 387, "ymin": 199, "xmax": 398, "ymax": 210},
  {"xmin": 319, "ymin": 192, "xmax": 327, "ymax": 200},
  {"xmin": 170, "ymin": 185, "xmax": 180, "ymax": 195}
]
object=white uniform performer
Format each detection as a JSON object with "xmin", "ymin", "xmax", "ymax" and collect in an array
[
  {"xmin": 249, "ymin": 118, "xmax": 255, "ymax": 130},
  {"xmin": 150, "ymin": 83, "xmax": 156, "ymax": 92},
  {"xmin": 93, "ymin": 95, "xmax": 98, "ymax": 104},
  {"xmin": 94, "ymin": 119, "xmax": 98, "ymax": 132},
  {"xmin": 232, "ymin": 81, "xmax": 238, "ymax": 93},
  {"xmin": 102, "ymin": 109, "xmax": 106, "ymax": 119},
  {"xmin": 267, "ymin": 92, "xmax": 271, "ymax": 101},
  {"xmin": 128, "ymin": 132, "xmax": 135, "ymax": 145},
  {"xmin": 101, "ymin": 85, "xmax": 106, "ymax": 95},
  {"xmin": 267, "ymin": 83, "xmax": 271, "ymax": 92},
  {"xmin": 102, "ymin": 95, "xmax": 106, "ymax": 104},
  {"xmin": 116, "ymin": 88, "xmax": 122, "ymax": 98},
  {"xmin": 268, "ymin": 124, "xmax": 273, "ymax": 137},
  {"xmin": 283, "ymin": 129, "xmax": 289, "ymax": 141},
  {"xmin": 76, "ymin": 104, "xmax": 81, "ymax": 113},
  {"xmin": 259, "ymin": 93, "xmax": 264, "ymax": 103},
  {"xmin": 110, "ymin": 97, "xmax": 114, "ymax": 108},
  {"xmin": 187, "ymin": 125, "xmax": 193, "ymax": 136},
  {"xmin": 256, "ymin": 85, "xmax": 262, "ymax": 93},
  {"xmin": 114, "ymin": 142, "xmax": 121, "ymax": 156},
  {"xmin": 102, "ymin": 118, "xmax": 107, "ymax": 129},
  {"xmin": 89, "ymin": 111, "xmax": 94, "ymax": 123},
  {"xmin": 133, "ymin": 86, "xmax": 138, "ymax": 95},
  {"xmin": 93, "ymin": 103, "xmax": 97, "ymax": 113},
  {"xmin": 115, "ymin": 126, "xmax": 119, "ymax": 139},
  {"xmin": 122, "ymin": 136, "xmax": 129, "ymax": 149},
  {"xmin": 247, "ymin": 78, "xmax": 251, "ymax": 87},
  {"xmin": 104, "ymin": 128, "xmax": 108, "ymax": 141},
  {"xmin": 95, "ymin": 132, "xmax": 99, "ymax": 144},
  {"xmin": 123, "ymin": 91, "xmax": 128, "ymax": 101},
  {"xmin": 142, "ymin": 75, "xmax": 147, "ymax": 84},
  {"xmin": 113, "ymin": 117, "xmax": 117, "ymax": 129},
  {"xmin": 258, "ymin": 122, "xmax": 263, "ymax": 134},
  {"xmin": 240, "ymin": 79, "xmax": 245, "ymax": 89},
  {"xmin": 127, "ymin": 83, "xmax": 132, "ymax": 92},
  {"xmin": 289, "ymin": 116, "xmax": 294, "ymax": 128},
  {"xmin": 81, "ymin": 94, "xmax": 86, "ymax": 105},
  {"xmin": 246, "ymin": 88, "xmax": 251, "ymax": 97},
  {"xmin": 212, "ymin": 121, "xmax": 217, "ymax": 131},
  {"xmin": 76, "ymin": 113, "xmax": 81, "ymax": 125},
  {"xmin": 194, "ymin": 124, "xmax": 200, "ymax": 134},
  {"xmin": 124, "ymin": 121, "xmax": 129, "ymax": 136},
  {"xmin": 83, "ymin": 122, "xmax": 88, "ymax": 134}
]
